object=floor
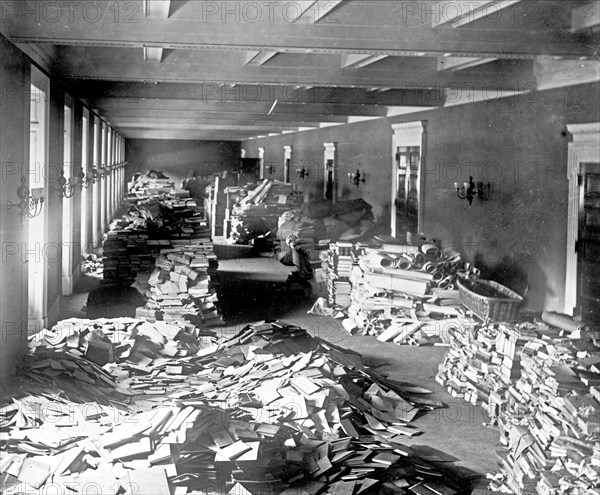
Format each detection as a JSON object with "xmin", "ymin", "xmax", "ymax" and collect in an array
[{"xmin": 59, "ymin": 256, "xmax": 501, "ymax": 481}]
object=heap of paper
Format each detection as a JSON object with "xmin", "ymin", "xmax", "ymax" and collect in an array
[
  {"xmin": 137, "ymin": 239, "xmax": 223, "ymax": 327},
  {"xmin": 488, "ymin": 323, "xmax": 600, "ymax": 494},
  {"xmin": 1, "ymin": 319, "xmax": 480, "ymax": 495},
  {"xmin": 341, "ymin": 243, "xmax": 479, "ymax": 346}
]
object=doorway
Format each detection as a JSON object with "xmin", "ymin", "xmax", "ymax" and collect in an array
[
  {"xmin": 577, "ymin": 162, "xmax": 600, "ymax": 321},
  {"xmin": 323, "ymin": 142, "xmax": 337, "ymax": 202},
  {"xmin": 565, "ymin": 123, "xmax": 600, "ymax": 320},
  {"xmin": 390, "ymin": 122, "xmax": 426, "ymax": 239},
  {"xmin": 283, "ymin": 145, "xmax": 292, "ymax": 183}
]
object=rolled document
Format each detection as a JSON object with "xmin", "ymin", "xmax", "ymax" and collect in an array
[
  {"xmin": 541, "ymin": 311, "xmax": 584, "ymax": 333},
  {"xmin": 421, "ymin": 243, "xmax": 441, "ymax": 259}
]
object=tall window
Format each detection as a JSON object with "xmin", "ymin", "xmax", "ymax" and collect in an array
[
  {"xmin": 81, "ymin": 109, "xmax": 89, "ymax": 254},
  {"xmin": 62, "ymin": 99, "xmax": 74, "ymax": 294},
  {"xmin": 92, "ymin": 117, "xmax": 100, "ymax": 246},
  {"xmin": 100, "ymin": 123, "xmax": 107, "ymax": 231},
  {"xmin": 28, "ymin": 68, "xmax": 49, "ymax": 333}
]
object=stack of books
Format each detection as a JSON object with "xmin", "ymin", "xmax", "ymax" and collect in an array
[
  {"xmin": 136, "ymin": 239, "xmax": 223, "ymax": 327},
  {"xmin": 324, "ymin": 242, "xmax": 355, "ymax": 308}
]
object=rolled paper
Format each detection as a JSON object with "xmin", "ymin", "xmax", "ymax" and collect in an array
[
  {"xmin": 396, "ymin": 258, "xmax": 412, "ymax": 270},
  {"xmin": 443, "ymin": 245, "xmax": 461, "ymax": 259},
  {"xmin": 413, "ymin": 253, "xmax": 426, "ymax": 266},
  {"xmin": 446, "ymin": 283, "xmax": 455, "ymax": 290},
  {"xmin": 422, "ymin": 262, "xmax": 437, "ymax": 273},
  {"xmin": 421, "ymin": 243, "xmax": 441, "ymax": 259},
  {"xmin": 432, "ymin": 271, "xmax": 444, "ymax": 282},
  {"xmin": 379, "ymin": 257, "xmax": 396, "ymax": 268},
  {"xmin": 471, "ymin": 267, "xmax": 481, "ymax": 277},
  {"xmin": 541, "ymin": 311, "xmax": 583, "ymax": 333}
]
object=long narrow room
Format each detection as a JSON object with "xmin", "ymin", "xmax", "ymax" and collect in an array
[{"xmin": 1, "ymin": 2, "xmax": 599, "ymax": 494}]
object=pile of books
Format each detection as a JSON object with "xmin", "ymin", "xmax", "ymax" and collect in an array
[
  {"xmin": 490, "ymin": 323, "xmax": 600, "ymax": 494},
  {"xmin": 3, "ymin": 318, "xmax": 480, "ymax": 495},
  {"xmin": 126, "ymin": 171, "xmax": 179, "ymax": 200},
  {"xmin": 435, "ymin": 322, "xmax": 537, "ymax": 407},
  {"xmin": 135, "ymin": 239, "xmax": 223, "ymax": 327},
  {"xmin": 228, "ymin": 179, "xmax": 301, "ymax": 244},
  {"xmin": 324, "ymin": 242, "xmax": 354, "ymax": 308},
  {"xmin": 103, "ymin": 200, "xmax": 209, "ymax": 282},
  {"xmin": 343, "ymin": 243, "xmax": 476, "ymax": 345}
]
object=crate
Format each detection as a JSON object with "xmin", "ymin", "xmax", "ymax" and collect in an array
[{"xmin": 457, "ymin": 278, "xmax": 523, "ymax": 321}]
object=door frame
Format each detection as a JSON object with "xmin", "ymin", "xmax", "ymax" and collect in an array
[
  {"xmin": 323, "ymin": 142, "xmax": 338, "ymax": 202},
  {"xmin": 565, "ymin": 122, "xmax": 600, "ymax": 315},
  {"xmin": 390, "ymin": 121, "xmax": 426, "ymax": 238},
  {"xmin": 283, "ymin": 145, "xmax": 293, "ymax": 183}
]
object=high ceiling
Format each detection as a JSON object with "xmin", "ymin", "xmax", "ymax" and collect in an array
[{"xmin": 2, "ymin": 0, "xmax": 598, "ymax": 141}]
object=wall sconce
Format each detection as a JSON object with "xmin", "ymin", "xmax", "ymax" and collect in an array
[
  {"xmin": 7, "ymin": 176, "xmax": 45, "ymax": 224},
  {"xmin": 454, "ymin": 176, "xmax": 491, "ymax": 206},
  {"xmin": 54, "ymin": 170, "xmax": 76, "ymax": 199},
  {"xmin": 348, "ymin": 169, "xmax": 365, "ymax": 187},
  {"xmin": 78, "ymin": 168, "xmax": 100, "ymax": 188},
  {"xmin": 296, "ymin": 167, "xmax": 309, "ymax": 180}
]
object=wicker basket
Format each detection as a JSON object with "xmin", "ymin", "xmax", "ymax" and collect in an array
[{"xmin": 457, "ymin": 278, "xmax": 523, "ymax": 321}]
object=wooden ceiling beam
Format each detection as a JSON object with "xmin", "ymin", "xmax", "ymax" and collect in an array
[
  {"xmin": 68, "ymin": 81, "xmax": 445, "ymax": 106},
  {"xmin": 143, "ymin": 0, "xmax": 171, "ymax": 18},
  {"xmin": 437, "ymin": 56, "xmax": 498, "ymax": 71},
  {"xmin": 432, "ymin": 1, "xmax": 522, "ymax": 28},
  {"xmin": 5, "ymin": 15, "xmax": 595, "ymax": 59},
  {"xmin": 341, "ymin": 54, "xmax": 389, "ymax": 69},
  {"xmin": 294, "ymin": 0, "xmax": 344, "ymax": 23},
  {"xmin": 572, "ymin": 1, "xmax": 600, "ymax": 32},
  {"xmin": 143, "ymin": 46, "xmax": 164, "ymax": 63},
  {"xmin": 244, "ymin": 51, "xmax": 279, "ymax": 66},
  {"xmin": 56, "ymin": 54, "xmax": 533, "ymax": 91},
  {"xmin": 94, "ymin": 109, "xmax": 350, "ymax": 124},
  {"xmin": 91, "ymin": 98, "xmax": 392, "ymax": 116}
]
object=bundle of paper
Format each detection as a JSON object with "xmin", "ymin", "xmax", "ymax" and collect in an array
[
  {"xmin": 1, "ymin": 318, "xmax": 483, "ymax": 495},
  {"xmin": 342, "ymin": 245, "xmax": 473, "ymax": 346},
  {"xmin": 227, "ymin": 180, "xmax": 300, "ymax": 245}
]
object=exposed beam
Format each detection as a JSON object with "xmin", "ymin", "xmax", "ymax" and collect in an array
[
  {"xmin": 572, "ymin": 1, "xmax": 600, "ymax": 32},
  {"xmin": 55, "ymin": 52, "xmax": 535, "ymax": 90},
  {"xmin": 67, "ymin": 82, "xmax": 445, "ymax": 107},
  {"xmin": 432, "ymin": 1, "xmax": 522, "ymax": 28},
  {"xmin": 245, "ymin": 51, "xmax": 278, "ymax": 66},
  {"xmin": 5, "ymin": 15, "xmax": 596, "ymax": 59},
  {"xmin": 95, "ymin": 110, "xmax": 351, "ymax": 125},
  {"xmin": 115, "ymin": 122, "xmax": 302, "ymax": 132},
  {"xmin": 534, "ymin": 58, "xmax": 600, "ymax": 91},
  {"xmin": 437, "ymin": 56, "xmax": 498, "ymax": 71},
  {"xmin": 294, "ymin": 0, "xmax": 344, "ymax": 23},
  {"xmin": 341, "ymin": 54, "xmax": 389, "ymax": 69},
  {"xmin": 121, "ymin": 131, "xmax": 252, "ymax": 141},
  {"xmin": 143, "ymin": 46, "xmax": 164, "ymax": 63},
  {"xmin": 144, "ymin": 0, "xmax": 171, "ymax": 18},
  {"xmin": 91, "ymin": 99, "xmax": 393, "ymax": 117}
]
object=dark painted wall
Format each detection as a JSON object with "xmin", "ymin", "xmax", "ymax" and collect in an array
[
  {"xmin": 125, "ymin": 139, "xmax": 241, "ymax": 186},
  {"xmin": 242, "ymin": 82, "xmax": 600, "ymax": 312}
]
